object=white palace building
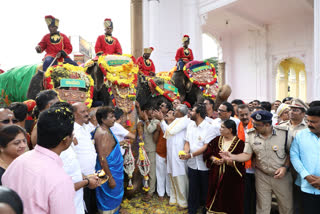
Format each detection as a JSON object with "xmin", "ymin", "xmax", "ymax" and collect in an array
[{"xmin": 130, "ymin": 0, "xmax": 320, "ymax": 103}]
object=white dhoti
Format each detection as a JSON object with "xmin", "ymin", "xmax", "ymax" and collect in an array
[
  {"xmin": 169, "ymin": 173, "xmax": 188, "ymax": 208},
  {"xmin": 156, "ymin": 154, "xmax": 171, "ymax": 197}
]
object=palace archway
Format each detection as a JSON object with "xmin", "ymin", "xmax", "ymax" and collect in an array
[{"xmin": 276, "ymin": 57, "xmax": 306, "ymax": 101}]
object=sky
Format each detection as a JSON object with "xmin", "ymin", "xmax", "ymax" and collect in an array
[
  {"xmin": 0, "ymin": 0, "xmax": 131, "ymax": 70},
  {"xmin": 0, "ymin": 0, "xmax": 220, "ymax": 71}
]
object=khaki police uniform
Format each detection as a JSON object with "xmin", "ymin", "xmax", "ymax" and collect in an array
[
  {"xmin": 279, "ymin": 119, "xmax": 307, "ymax": 139},
  {"xmin": 279, "ymin": 119, "xmax": 307, "ymax": 214},
  {"xmin": 244, "ymin": 125, "xmax": 293, "ymax": 214}
]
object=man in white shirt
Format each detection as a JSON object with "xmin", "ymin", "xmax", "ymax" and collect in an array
[
  {"xmin": 213, "ymin": 102, "xmax": 240, "ymax": 135},
  {"xmin": 51, "ymin": 102, "xmax": 100, "ymax": 214},
  {"xmin": 110, "ymin": 107, "xmax": 135, "ymax": 155},
  {"xmin": 85, "ymin": 107, "xmax": 98, "ymax": 133},
  {"xmin": 155, "ymin": 104, "xmax": 191, "ymax": 209},
  {"xmin": 72, "ymin": 102, "xmax": 98, "ymax": 214},
  {"xmin": 181, "ymin": 104, "xmax": 217, "ymax": 214}
]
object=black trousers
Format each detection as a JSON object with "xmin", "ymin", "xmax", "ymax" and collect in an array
[
  {"xmin": 83, "ymin": 188, "xmax": 97, "ymax": 214},
  {"xmin": 187, "ymin": 167, "xmax": 209, "ymax": 214},
  {"xmin": 244, "ymin": 172, "xmax": 256, "ymax": 214},
  {"xmin": 301, "ymin": 191, "xmax": 320, "ymax": 214}
]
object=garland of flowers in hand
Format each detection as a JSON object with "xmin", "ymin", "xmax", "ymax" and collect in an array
[
  {"xmin": 183, "ymin": 61, "xmax": 218, "ymax": 99},
  {"xmin": 123, "ymin": 143, "xmax": 135, "ymax": 190},
  {"xmin": 44, "ymin": 63, "xmax": 94, "ymax": 108},
  {"xmin": 137, "ymin": 141, "xmax": 151, "ymax": 192},
  {"xmin": 148, "ymin": 77, "xmax": 180, "ymax": 102}
]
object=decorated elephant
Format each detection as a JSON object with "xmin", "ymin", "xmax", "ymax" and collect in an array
[{"xmin": 172, "ymin": 60, "xmax": 231, "ymax": 109}]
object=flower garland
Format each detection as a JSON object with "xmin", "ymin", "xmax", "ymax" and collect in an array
[
  {"xmin": 148, "ymin": 78, "xmax": 180, "ymax": 102},
  {"xmin": 183, "ymin": 61, "xmax": 217, "ymax": 86},
  {"xmin": 137, "ymin": 142, "xmax": 151, "ymax": 192},
  {"xmin": 123, "ymin": 143, "xmax": 135, "ymax": 190},
  {"xmin": 98, "ymin": 54, "xmax": 138, "ymax": 100},
  {"xmin": 44, "ymin": 63, "xmax": 94, "ymax": 108},
  {"xmin": 183, "ymin": 61, "xmax": 218, "ymax": 99}
]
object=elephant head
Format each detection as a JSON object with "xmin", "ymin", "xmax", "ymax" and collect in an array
[{"xmin": 85, "ymin": 62, "xmax": 112, "ymax": 106}]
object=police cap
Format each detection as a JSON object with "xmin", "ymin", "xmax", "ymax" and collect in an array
[{"xmin": 251, "ymin": 110, "xmax": 273, "ymax": 122}]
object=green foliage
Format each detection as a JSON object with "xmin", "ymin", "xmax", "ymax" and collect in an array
[{"xmin": 205, "ymin": 57, "xmax": 219, "ymax": 75}]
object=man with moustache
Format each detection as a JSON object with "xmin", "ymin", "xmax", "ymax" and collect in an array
[
  {"xmin": 280, "ymin": 98, "xmax": 309, "ymax": 214},
  {"xmin": 220, "ymin": 110, "xmax": 293, "ymax": 214},
  {"xmin": 154, "ymin": 104, "xmax": 191, "ymax": 209},
  {"xmin": 94, "ymin": 107, "xmax": 124, "ymax": 213},
  {"xmin": 290, "ymin": 106, "xmax": 320, "ymax": 213},
  {"xmin": 237, "ymin": 104, "xmax": 256, "ymax": 214},
  {"xmin": 212, "ymin": 102, "xmax": 240, "ymax": 135},
  {"xmin": 95, "ymin": 18, "xmax": 122, "ymax": 56},
  {"xmin": 72, "ymin": 102, "xmax": 98, "ymax": 214}
]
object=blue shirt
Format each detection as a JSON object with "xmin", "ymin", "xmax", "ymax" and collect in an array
[{"xmin": 290, "ymin": 128, "xmax": 320, "ymax": 195}]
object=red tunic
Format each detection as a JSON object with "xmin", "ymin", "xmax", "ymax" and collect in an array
[
  {"xmin": 175, "ymin": 47, "xmax": 194, "ymax": 62},
  {"xmin": 136, "ymin": 56, "xmax": 155, "ymax": 76},
  {"xmin": 38, "ymin": 32, "xmax": 73, "ymax": 61},
  {"xmin": 95, "ymin": 35, "xmax": 122, "ymax": 55}
]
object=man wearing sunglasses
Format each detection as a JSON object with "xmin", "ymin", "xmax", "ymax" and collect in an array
[{"xmin": 0, "ymin": 108, "xmax": 18, "ymax": 128}]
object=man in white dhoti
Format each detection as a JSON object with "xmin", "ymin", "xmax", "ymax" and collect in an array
[{"xmin": 155, "ymin": 104, "xmax": 191, "ymax": 209}]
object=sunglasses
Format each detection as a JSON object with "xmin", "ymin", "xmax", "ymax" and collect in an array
[{"xmin": 0, "ymin": 119, "xmax": 19, "ymax": 124}]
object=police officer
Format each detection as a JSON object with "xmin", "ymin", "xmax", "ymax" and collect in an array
[
  {"xmin": 279, "ymin": 98, "xmax": 309, "ymax": 137},
  {"xmin": 220, "ymin": 110, "xmax": 293, "ymax": 214},
  {"xmin": 279, "ymin": 98, "xmax": 309, "ymax": 214}
]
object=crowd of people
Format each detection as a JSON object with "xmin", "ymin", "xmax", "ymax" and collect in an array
[
  {"xmin": 0, "ymin": 14, "xmax": 320, "ymax": 214},
  {"xmin": 1, "ymin": 91, "xmax": 320, "ymax": 214}
]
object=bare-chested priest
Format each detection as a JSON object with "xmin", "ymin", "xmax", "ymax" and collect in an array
[{"xmin": 94, "ymin": 106, "xmax": 124, "ymax": 213}]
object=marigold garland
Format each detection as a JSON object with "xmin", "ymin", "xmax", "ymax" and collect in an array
[
  {"xmin": 98, "ymin": 54, "xmax": 139, "ymax": 100},
  {"xmin": 44, "ymin": 63, "xmax": 94, "ymax": 108},
  {"xmin": 148, "ymin": 78, "xmax": 180, "ymax": 102}
]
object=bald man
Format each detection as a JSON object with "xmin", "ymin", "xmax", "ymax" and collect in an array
[
  {"xmin": 0, "ymin": 108, "xmax": 18, "ymax": 128},
  {"xmin": 72, "ymin": 102, "xmax": 98, "ymax": 214}
]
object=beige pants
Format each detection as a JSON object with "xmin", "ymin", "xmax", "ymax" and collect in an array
[
  {"xmin": 255, "ymin": 169, "xmax": 293, "ymax": 214},
  {"xmin": 169, "ymin": 173, "xmax": 189, "ymax": 208},
  {"xmin": 146, "ymin": 151, "xmax": 156, "ymax": 195}
]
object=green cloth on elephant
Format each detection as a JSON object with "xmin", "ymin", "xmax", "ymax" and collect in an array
[{"xmin": 0, "ymin": 64, "xmax": 38, "ymax": 104}]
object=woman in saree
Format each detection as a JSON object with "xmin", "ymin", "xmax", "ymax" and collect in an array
[{"xmin": 203, "ymin": 119, "xmax": 245, "ymax": 214}]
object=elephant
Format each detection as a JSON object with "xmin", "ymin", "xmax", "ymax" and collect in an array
[
  {"xmin": 85, "ymin": 61, "xmax": 112, "ymax": 106},
  {"xmin": 171, "ymin": 69, "xmax": 204, "ymax": 106},
  {"xmin": 27, "ymin": 69, "xmax": 44, "ymax": 100},
  {"xmin": 172, "ymin": 60, "xmax": 231, "ymax": 109}
]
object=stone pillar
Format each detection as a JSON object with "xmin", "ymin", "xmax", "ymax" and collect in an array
[
  {"xmin": 288, "ymin": 68, "xmax": 297, "ymax": 98},
  {"xmin": 314, "ymin": 0, "xmax": 320, "ymax": 100},
  {"xmin": 183, "ymin": 0, "xmax": 203, "ymax": 59},
  {"xmin": 218, "ymin": 62, "xmax": 225, "ymax": 87},
  {"xmin": 276, "ymin": 67, "xmax": 288, "ymax": 100},
  {"xmin": 148, "ymin": 0, "xmax": 160, "ymax": 69},
  {"xmin": 131, "ymin": 0, "xmax": 143, "ymax": 58}
]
